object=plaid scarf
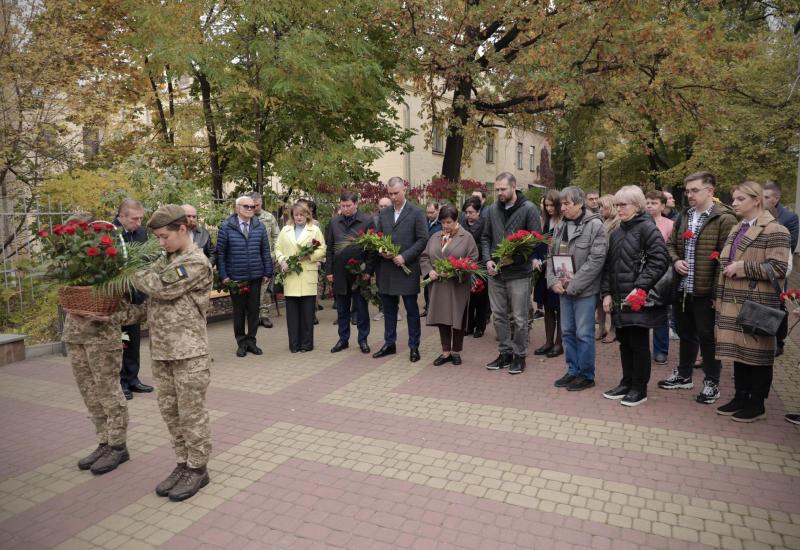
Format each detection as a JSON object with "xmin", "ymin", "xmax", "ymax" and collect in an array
[{"xmin": 684, "ymin": 204, "xmax": 714, "ymax": 294}]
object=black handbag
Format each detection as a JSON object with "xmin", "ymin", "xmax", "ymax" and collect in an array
[{"xmin": 735, "ymin": 263, "xmax": 786, "ymax": 336}]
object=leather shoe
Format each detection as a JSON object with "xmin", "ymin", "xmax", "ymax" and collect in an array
[
  {"xmin": 473, "ymin": 328, "xmax": 484, "ymax": 338},
  {"xmin": 567, "ymin": 375, "xmax": 596, "ymax": 391},
  {"xmin": 236, "ymin": 346, "xmax": 247, "ymax": 357},
  {"xmin": 331, "ymin": 341, "xmax": 349, "ymax": 353},
  {"xmin": 359, "ymin": 342, "xmax": 370, "ymax": 354},
  {"xmin": 451, "ymin": 353, "xmax": 462, "ymax": 365},
  {"xmin": 372, "ymin": 344, "xmax": 396, "ymax": 358},
  {"xmin": 260, "ymin": 318, "xmax": 273, "ymax": 328},
  {"xmin": 546, "ymin": 346, "xmax": 563, "ymax": 358},
  {"xmin": 246, "ymin": 343, "xmax": 263, "ymax": 355},
  {"xmin": 433, "ymin": 354, "xmax": 453, "ymax": 366},
  {"xmin": 534, "ymin": 344, "xmax": 552, "ymax": 356},
  {"xmin": 409, "ymin": 348, "xmax": 421, "ymax": 362},
  {"xmin": 130, "ymin": 382, "xmax": 153, "ymax": 393},
  {"xmin": 123, "ymin": 389, "xmax": 133, "ymax": 400}
]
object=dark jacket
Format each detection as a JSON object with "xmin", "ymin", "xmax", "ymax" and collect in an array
[
  {"xmin": 114, "ymin": 218, "xmax": 148, "ymax": 305},
  {"xmin": 776, "ymin": 203, "xmax": 799, "ymax": 252},
  {"xmin": 481, "ymin": 191, "xmax": 542, "ymax": 280},
  {"xmin": 602, "ymin": 211, "xmax": 669, "ymax": 328},
  {"xmin": 216, "ymin": 214, "xmax": 273, "ymax": 282},
  {"xmin": 427, "ymin": 219, "xmax": 442, "ymax": 237},
  {"xmin": 371, "ymin": 201, "xmax": 428, "ymax": 296},
  {"xmin": 324, "ymin": 211, "xmax": 375, "ymax": 295},
  {"xmin": 191, "ymin": 227, "xmax": 215, "ymax": 266},
  {"xmin": 667, "ymin": 203, "xmax": 736, "ymax": 298},
  {"xmin": 460, "ymin": 215, "xmax": 486, "ymax": 262}
]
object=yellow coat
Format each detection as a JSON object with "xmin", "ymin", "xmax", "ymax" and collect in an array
[{"xmin": 274, "ymin": 223, "xmax": 327, "ymax": 297}]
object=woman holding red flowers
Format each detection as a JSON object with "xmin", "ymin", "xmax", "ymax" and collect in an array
[
  {"xmin": 600, "ymin": 186, "xmax": 669, "ymax": 407},
  {"xmin": 275, "ymin": 201, "xmax": 327, "ymax": 353},
  {"xmin": 420, "ymin": 204, "xmax": 479, "ymax": 365},
  {"xmin": 714, "ymin": 181, "xmax": 790, "ymax": 422}
]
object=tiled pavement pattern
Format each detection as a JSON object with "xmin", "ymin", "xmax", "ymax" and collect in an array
[{"xmin": 0, "ymin": 299, "xmax": 798, "ymax": 549}]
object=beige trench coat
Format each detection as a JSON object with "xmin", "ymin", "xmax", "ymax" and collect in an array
[{"xmin": 420, "ymin": 225, "xmax": 479, "ymax": 328}]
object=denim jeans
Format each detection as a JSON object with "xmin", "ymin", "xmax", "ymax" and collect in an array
[
  {"xmin": 488, "ymin": 276, "xmax": 531, "ymax": 357},
  {"xmin": 560, "ymin": 294, "xmax": 598, "ymax": 380},
  {"xmin": 652, "ymin": 325, "xmax": 669, "ymax": 357}
]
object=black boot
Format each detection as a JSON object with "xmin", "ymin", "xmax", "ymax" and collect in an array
[
  {"xmin": 156, "ymin": 463, "xmax": 187, "ymax": 497},
  {"xmin": 90, "ymin": 444, "xmax": 129, "ymax": 475},
  {"xmin": 168, "ymin": 465, "xmax": 210, "ymax": 501},
  {"xmin": 78, "ymin": 444, "xmax": 107, "ymax": 470},
  {"xmin": 717, "ymin": 392, "xmax": 749, "ymax": 416}
]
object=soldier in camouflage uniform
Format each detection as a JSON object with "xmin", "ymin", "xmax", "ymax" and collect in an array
[
  {"xmin": 251, "ymin": 192, "xmax": 279, "ymax": 328},
  {"xmin": 112, "ymin": 204, "xmax": 214, "ymax": 502},
  {"xmin": 63, "ymin": 312, "xmax": 130, "ymax": 475}
]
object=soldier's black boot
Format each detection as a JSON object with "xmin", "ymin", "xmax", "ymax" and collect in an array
[
  {"xmin": 168, "ymin": 465, "xmax": 210, "ymax": 502},
  {"xmin": 156, "ymin": 463, "xmax": 187, "ymax": 497},
  {"xmin": 78, "ymin": 444, "xmax": 107, "ymax": 470},
  {"xmin": 90, "ymin": 444, "xmax": 129, "ymax": 475}
]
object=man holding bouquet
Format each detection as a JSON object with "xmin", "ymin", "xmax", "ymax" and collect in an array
[
  {"xmin": 482, "ymin": 172, "xmax": 542, "ymax": 375},
  {"xmin": 370, "ymin": 177, "xmax": 428, "ymax": 362},
  {"xmin": 325, "ymin": 191, "xmax": 375, "ymax": 354}
]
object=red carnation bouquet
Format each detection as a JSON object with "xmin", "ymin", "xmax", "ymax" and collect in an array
[
  {"xmin": 422, "ymin": 256, "xmax": 486, "ymax": 288},
  {"xmin": 338, "ymin": 228, "xmax": 411, "ymax": 275},
  {"xmin": 621, "ymin": 288, "xmax": 648, "ymax": 311},
  {"xmin": 34, "ymin": 218, "xmax": 161, "ymax": 314},
  {"xmin": 491, "ymin": 229, "xmax": 549, "ymax": 272},
  {"xmin": 275, "ymin": 239, "xmax": 323, "ymax": 285},
  {"xmin": 470, "ymin": 277, "xmax": 486, "ymax": 294},
  {"xmin": 781, "ymin": 289, "xmax": 800, "ymax": 335}
]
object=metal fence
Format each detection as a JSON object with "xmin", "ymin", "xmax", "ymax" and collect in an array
[{"xmin": 1, "ymin": 197, "xmax": 72, "ymax": 319}]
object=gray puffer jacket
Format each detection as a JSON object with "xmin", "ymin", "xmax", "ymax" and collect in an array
[{"xmin": 546, "ymin": 210, "xmax": 607, "ymax": 298}]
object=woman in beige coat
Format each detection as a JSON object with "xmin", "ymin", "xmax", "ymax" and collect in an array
[
  {"xmin": 420, "ymin": 204, "xmax": 479, "ymax": 365},
  {"xmin": 275, "ymin": 202, "xmax": 327, "ymax": 352},
  {"xmin": 715, "ymin": 181, "xmax": 790, "ymax": 422}
]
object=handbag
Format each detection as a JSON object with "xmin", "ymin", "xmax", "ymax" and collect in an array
[{"xmin": 735, "ymin": 263, "xmax": 786, "ymax": 336}]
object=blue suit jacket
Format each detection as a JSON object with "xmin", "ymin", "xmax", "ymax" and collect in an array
[{"xmin": 777, "ymin": 203, "xmax": 799, "ymax": 252}]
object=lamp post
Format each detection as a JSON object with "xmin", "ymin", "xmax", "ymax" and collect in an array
[{"xmin": 596, "ymin": 151, "xmax": 605, "ymax": 196}]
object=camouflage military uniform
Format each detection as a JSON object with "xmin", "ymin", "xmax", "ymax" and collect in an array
[
  {"xmin": 114, "ymin": 243, "xmax": 213, "ymax": 468},
  {"xmin": 258, "ymin": 210, "xmax": 280, "ymax": 319},
  {"xmin": 62, "ymin": 314, "xmax": 128, "ymax": 446}
]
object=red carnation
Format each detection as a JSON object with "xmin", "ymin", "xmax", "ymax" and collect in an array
[
  {"xmin": 78, "ymin": 221, "xmax": 89, "ymax": 230},
  {"xmin": 682, "ymin": 230, "xmax": 694, "ymax": 240},
  {"xmin": 91, "ymin": 222, "xmax": 106, "ymax": 233},
  {"xmin": 105, "ymin": 222, "xmax": 115, "ymax": 231},
  {"xmin": 709, "ymin": 251, "xmax": 720, "ymax": 261},
  {"xmin": 66, "ymin": 219, "xmax": 80, "ymax": 226},
  {"xmin": 471, "ymin": 263, "xmax": 478, "ymax": 270},
  {"xmin": 377, "ymin": 231, "xmax": 383, "ymax": 237},
  {"xmin": 64, "ymin": 225, "xmax": 76, "ymax": 235},
  {"xmin": 357, "ymin": 229, "xmax": 364, "ymax": 235},
  {"xmin": 37, "ymin": 229, "xmax": 48, "ymax": 238},
  {"xmin": 86, "ymin": 247, "xmax": 100, "ymax": 257},
  {"xmin": 105, "ymin": 246, "xmax": 118, "ymax": 257},
  {"xmin": 625, "ymin": 288, "xmax": 648, "ymax": 312},
  {"xmin": 347, "ymin": 258, "xmax": 360, "ymax": 266},
  {"xmin": 53, "ymin": 224, "xmax": 64, "ymax": 235},
  {"xmin": 240, "ymin": 285, "xmax": 251, "ymax": 295},
  {"xmin": 368, "ymin": 228, "xmax": 375, "ymax": 234},
  {"xmin": 312, "ymin": 239, "xmax": 321, "ymax": 247},
  {"xmin": 99, "ymin": 235, "xmax": 113, "ymax": 246}
]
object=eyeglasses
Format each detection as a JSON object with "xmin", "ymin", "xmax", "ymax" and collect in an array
[
  {"xmin": 614, "ymin": 202, "xmax": 630, "ymax": 208},
  {"xmin": 685, "ymin": 187, "xmax": 710, "ymax": 195},
  {"xmin": 239, "ymin": 205, "xmax": 256, "ymax": 210}
]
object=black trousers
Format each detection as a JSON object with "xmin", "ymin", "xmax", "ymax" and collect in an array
[
  {"xmin": 733, "ymin": 362, "xmax": 773, "ymax": 404},
  {"xmin": 286, "ymin": 296, "xmax": 316, "ymax": 352},
  {"xmin": 120, "ymin": 324, "xmax": 141, "ymax": 390},
  {"xmin": 616, "ymin": 326, "xmax": 651, "ymax": 393},
  {"xmin": 675, "ymin": 295, "xmax": 722, "ymax": 383},
  {"xmin": 231, "ymin": 279, "xmax": 262, "ymax": 347},
  {"xmin": 467, "ymin": 289, "xmax": 489, "ymax": 332}
]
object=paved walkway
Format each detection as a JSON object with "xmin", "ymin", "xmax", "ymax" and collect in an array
[{"xmin": 0, "ymin": 299, "xmax": 798, "ymax": 550}]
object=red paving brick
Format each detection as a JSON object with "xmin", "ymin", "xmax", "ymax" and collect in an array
[{"xmin": 0, "ymin": 306, "xmax": 798, "ymax": 549}]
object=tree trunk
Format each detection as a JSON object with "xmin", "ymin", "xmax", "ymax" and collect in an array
[
  {"xmin": 166, "ymin": 65, "xmax": 175, "ymax": 144},
  {"xmin": 441, "ymin": 76, "xmax": 472, "ymax": 183},
  {"xmin": 196, "ymin": 70, "xmax": 224, "ymax": 199}
]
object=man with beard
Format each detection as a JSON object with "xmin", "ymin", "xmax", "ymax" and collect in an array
[{"xmin": 182, "ymin": 204, "xmax": 215, "ymax": 265}]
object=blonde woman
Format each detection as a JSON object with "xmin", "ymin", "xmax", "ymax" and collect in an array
[
  {"xmin": 275, "ymin": 202, "xmax": 327, "ymax": 353},
  {"xmin": 596, "ymin": 194, "xmax": 619, "ymax": 343},
  {"xmin": 715, "ymin": 181, "xmax": 789, "ymax": 422}
]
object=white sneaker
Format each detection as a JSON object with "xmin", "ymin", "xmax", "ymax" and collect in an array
[
  {"xmin": 669, "ymin": 329, "xmax": 679, "ymax": 340},
  {"xmin": 373, "ymin": 312, "xmax": 384, "ymax": 321}
]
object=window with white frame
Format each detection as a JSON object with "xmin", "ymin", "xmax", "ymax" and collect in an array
[
  {"xmin": 529, "ymin": 145, "xmax": 535, "ymax": 172},
  {"xmin": 485, "ymin": 132, "xmax": 495, "ymax": 163},
  {"xmin": 516, "ymin": 142, "xmax": 523, "ymax": 170}
]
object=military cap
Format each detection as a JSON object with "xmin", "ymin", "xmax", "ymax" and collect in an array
[{"xmin": 147, "ymin": 204, "xmax": 187, "ymax": 229}]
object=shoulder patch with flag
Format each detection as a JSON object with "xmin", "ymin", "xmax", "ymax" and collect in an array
[{"xmin": 160, "ymin": 265, "xmax": 189, "ymax": 285}]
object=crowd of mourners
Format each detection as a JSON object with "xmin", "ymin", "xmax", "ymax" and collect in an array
[{"xmin": 61, "ymin": 170, "xmax": 800, "ymax": 502}]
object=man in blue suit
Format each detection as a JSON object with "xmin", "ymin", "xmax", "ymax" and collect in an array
[
  {"xmin": 764, "ymin": 181, "xmax": 798, "ymax": 357},
  {"xmin": 216, "ymin": 196, "xmax": 273, "ymax": 357}
]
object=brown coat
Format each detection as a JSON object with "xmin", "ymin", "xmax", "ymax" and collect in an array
[
  {"xmin": 715, "ymin": 211, "xmax": 790, "ymax": 366},
  {"xmin": 420, "ymin": 226, "xmax": 479, "ymax": 328}
]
